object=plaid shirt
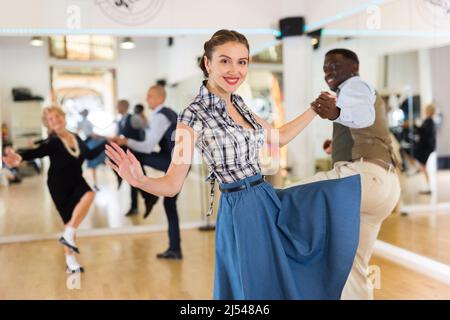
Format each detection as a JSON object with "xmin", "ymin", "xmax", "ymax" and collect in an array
[{"xmin": 178, "ymin": 82, "xmax": 266, "ymax": 215}]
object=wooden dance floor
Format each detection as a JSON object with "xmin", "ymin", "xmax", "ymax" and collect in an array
[{"xmin": 1, "ymin": 229, "xmax": 450, "ymax": 299}]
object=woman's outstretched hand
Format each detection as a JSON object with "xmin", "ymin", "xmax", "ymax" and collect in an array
[
  {"xmin": 2, "ymin": 147, "xmax": 22, "ymax": 167},
  {"xmin": 105, "ymin": 143, "xmax": 146, "ymax": 188}
]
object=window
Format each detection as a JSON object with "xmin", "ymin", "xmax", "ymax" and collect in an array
[{"xmin": 49, "ymin": 36, "xmax": 116, "ymax": 61}]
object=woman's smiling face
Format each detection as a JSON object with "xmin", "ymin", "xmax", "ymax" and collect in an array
[{"xmin": 204, "ymin": 41, "xmax": 249, "ymax": 94}]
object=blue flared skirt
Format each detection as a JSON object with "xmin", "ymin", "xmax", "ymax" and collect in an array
[
  {"xmin": 214, "ymin": 173, "xmax": 361, "ymax": 300},
  {"xmin": 86, "ymin": 138, "xmax": 106, "ymax": 169}
]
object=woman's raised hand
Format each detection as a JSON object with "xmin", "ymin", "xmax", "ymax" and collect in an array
[{"xmin": 105, "ymin": 143, "xmax": 146, "ymax": 188}]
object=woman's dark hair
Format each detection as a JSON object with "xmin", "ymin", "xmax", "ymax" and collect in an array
[
  {"xmin": 134, "ymin": 104, "xmax": 144, "ymax": 114},
  {"xmin": 199, "ymin": 29, "xmax": 250, "ymax": 78}
]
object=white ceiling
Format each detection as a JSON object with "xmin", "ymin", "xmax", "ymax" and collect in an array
[{"xmin": 2, "ymin": 0, "xmax": 448, "ymax": 36}]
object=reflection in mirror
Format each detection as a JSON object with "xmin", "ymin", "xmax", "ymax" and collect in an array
[
  {"xmin": 0, "ymin": 36, "xmax": 210, "ymax": 239},
  {"xmin": 376, "ymin": 46, "xmax": 450, "ymax": 266},
  {"xmin": 0, "ymin": 35, "xmax": 284, "ymax": 241}
]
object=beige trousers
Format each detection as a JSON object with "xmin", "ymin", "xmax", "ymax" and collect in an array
[{"xmin": 292, "ymin": 159, "xmax": 401, "ymax": 300}]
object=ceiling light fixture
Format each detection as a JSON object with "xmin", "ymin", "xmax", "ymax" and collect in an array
[
  {"xmin": 30, "ymin": 36, "xmax": 44, "ymax": 46},
  {"xmin": 120, "ymin": 37, "xmax": 136, "ymax": 49}
]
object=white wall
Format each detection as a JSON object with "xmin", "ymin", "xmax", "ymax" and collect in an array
[
  {"xmin": 164, "ymin": 36, "xmax": 205, "ymax": 85},
  {"xmin": 430, "ymin": 45, "xmax": 450, "ymax": 157},
  {"xmin": 0, "ymin": 37, "xmax": 50, "ymax": 131},
  {"xmin": 115, "ymin": 37, "xmax": 160, "ymax": 107},
  {"xmin": 168, "ymin": 74, "xmax": 204, "ymax": 113},
  {"xmin": 386, "ymin": 51, "xmax": 420, "ymax": 95}
]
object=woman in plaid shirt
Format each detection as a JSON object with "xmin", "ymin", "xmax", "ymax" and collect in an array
[{"xmin": 106, "ymin": 30, "xmax": 361, "ymax": 300}]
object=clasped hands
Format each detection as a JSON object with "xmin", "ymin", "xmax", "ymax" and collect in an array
[
  {"xmin": 107, "ymin": 136, "xmax": 128, "ymax": 146},
  {"xmin": 2, "ymin": 146, "xmax": 22, "ymax": 167},
  {"xmin": 311, "ymin": 92, "xmax": 340, "ymax": 121}
]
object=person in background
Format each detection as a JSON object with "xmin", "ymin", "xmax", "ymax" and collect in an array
[
  {"xmin": 113, "ymin": 85, "xmax": 181, "ymax": 259},
  {"xmin": 115, "ymin": 100, "xmax": 156, "ymax": 217},
  {"xmin": 3, "ymin": 106, "xmax": 107, "ymax": 273},
  {"xmin": 1, "ymin": 123, "xmax": 22, "ymax": 184},
  {"xmin": 323, "ymin": 139, "xmax": 332, "ymax": 155},
  {"xmin": 130, "ymin": 104, "xmax": 148, "ymax": 130},
  {"xmin": 413, "ymin": 104, "xmax": 437, "ymax": 194},
  {"xmin": 77, "ymin": 109, "xmax": 106, "ymax": 191}
]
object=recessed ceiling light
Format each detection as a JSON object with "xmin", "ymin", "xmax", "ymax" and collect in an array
[
  {"xmin": 120, "ymin": 37, "xmax": 135, "ymax": 50},
  {"xmin": 30, "ymin": 36, "xmax": 44, "ymax": 47}
]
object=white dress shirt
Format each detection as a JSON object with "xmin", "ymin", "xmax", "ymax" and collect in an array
[
  {"xmin": 77, "ymin": 118, "xmax": 94, "ymax": 138},
  {"xmin": 335, "ymin": 76, "xmax": 376, "ymax": 129},
  {"xmin": 126, "ymin": 104, "xmax": 172, "ymax": 154}
]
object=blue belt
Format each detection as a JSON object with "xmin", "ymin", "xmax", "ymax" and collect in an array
[
  {"xmin": 219, "ymin": 177, "xmax": 265, "ymax": 193},
  {"xmin": 207, "ymin": 174, "xmax": 265, "ymax": 216}
]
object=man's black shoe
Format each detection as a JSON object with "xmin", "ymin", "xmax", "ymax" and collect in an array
[
  {"xmin": 125, "ymin": 208, "xmax": 138, "ymax": 216},
  {"xmin": 156, "ymin": 249, "xmax": 182, "ymax": 260}
]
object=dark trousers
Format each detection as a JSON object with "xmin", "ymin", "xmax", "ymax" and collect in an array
[
  {"xmin": 163, "ymin": 194, "xmax": 180, "ymax": 252},
  {"xmin": 136, "ymin": 151, "xmax": 181, "ymax": 252},
  {"xmin": 130, "ymin": 185, "xmax": 139, "ymax": 210},
  {"xmin": 115, "ymin": 163, "xmax": 155, "ymax": 211}
]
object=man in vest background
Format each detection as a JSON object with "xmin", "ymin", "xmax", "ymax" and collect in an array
[
  {"xmin": 115, "ymin": 99, "xmax": 156, "ymax": 217},
  {"xmin": 114, "ymin": 85, "xmax": 182, "ymax": 260},
  {"xmin": 297, "ymin": 49, "xmax": 401, "ymax": 299}
]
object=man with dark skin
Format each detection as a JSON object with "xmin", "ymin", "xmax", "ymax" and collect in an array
[
  {"xmin": 293, "ymin": 49, "xmax": 401, "ymax": 300},
  {"xmin": 311, "ymin": 51, "xmax": 360, "ymax": 120}
]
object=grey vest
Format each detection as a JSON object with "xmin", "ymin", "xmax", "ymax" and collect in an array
[{"xmin": 332, "ymin": 93, "xmax": 397, "ymax": 166}]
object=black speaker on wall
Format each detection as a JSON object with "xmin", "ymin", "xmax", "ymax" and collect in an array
[
  {"xmin": 156, "ymin": 79, "xmax": 167, "ymax": 87},
  {"xmin": 278, "ymin": 17, "xmax": 305, "ymax": 39}
]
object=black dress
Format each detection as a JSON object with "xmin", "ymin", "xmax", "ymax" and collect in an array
[
  {"xmin": 19, "ymin": 133, "xmax": 105, "ymax": 224},
  {"xmin": 415, "ymin": 118, "xmax": 436, "ymax": 165}
]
